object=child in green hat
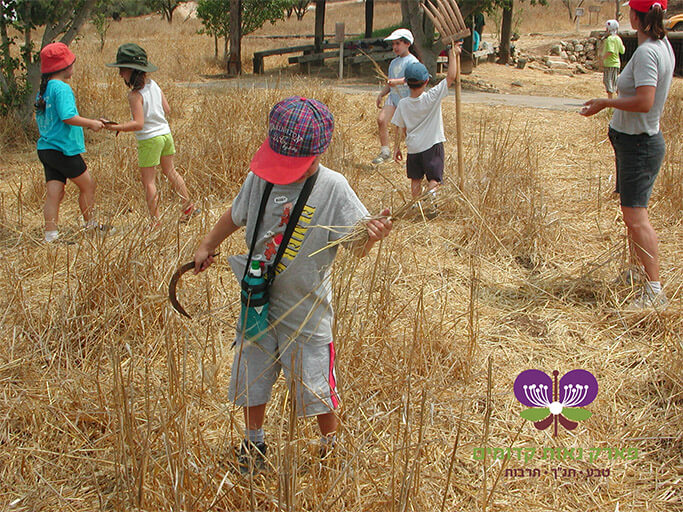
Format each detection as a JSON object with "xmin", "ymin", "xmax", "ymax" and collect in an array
[{"xmin": 104, "ymin": 43, "xmax": 196, "ymax": 225}]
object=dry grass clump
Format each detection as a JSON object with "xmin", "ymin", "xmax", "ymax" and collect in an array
[{"xmin": 0, "ymin": 6, "xmax": 680, "ymax": 512}]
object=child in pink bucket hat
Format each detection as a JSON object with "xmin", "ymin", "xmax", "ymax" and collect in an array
[{"xmin": 193, "ymin": 96, "xmax": 392, "ymax": 472}]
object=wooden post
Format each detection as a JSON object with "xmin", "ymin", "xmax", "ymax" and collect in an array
[
  {"xmin": 227, "ymin": 0, "xmax": 241, "ymax": 75},
  {"xmin": 455, "ymin": 51, "xmax": 464, "ymax": 191},
  {"xmin": 335, "ymin": 22, "xmax": 345, "ymax": 80}
]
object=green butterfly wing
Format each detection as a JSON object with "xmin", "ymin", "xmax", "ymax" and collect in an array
[
  {"xmin": 520, "ymin": 407, "xmax": 550, "ymax": 421},
  {"xmin": 562, "ymin": 407, "xmax": 592, "ymax": 421}
]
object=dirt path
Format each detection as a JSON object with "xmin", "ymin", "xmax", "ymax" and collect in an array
[{"xmin": 180, "ymin": 76, "xmax": 587, "ymax": 112}]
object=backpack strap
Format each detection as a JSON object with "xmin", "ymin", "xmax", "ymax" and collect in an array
[
  {"xmin": 268, "ymin": 171, "xmax": 318, "ymax": 285},
  {"xmin": 243, "ymin": 181, "xmax": 273, "ymax": 279}
]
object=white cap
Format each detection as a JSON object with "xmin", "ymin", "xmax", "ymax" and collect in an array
[
  {"xmin": 384, "ymin": 28, "xmax": 414, "ymax": 45},
  {"xmin": 605, "ymin": 19, "xmax": 619, "ymax": 33}
]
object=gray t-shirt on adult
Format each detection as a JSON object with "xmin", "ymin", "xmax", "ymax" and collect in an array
[
  {"xmin": 610, "ymin": 37, "xmax": 674, "ymax": 136},
  {"xmin": 229, "ymin": 165, "xmax": 369, "ymax": 345}
]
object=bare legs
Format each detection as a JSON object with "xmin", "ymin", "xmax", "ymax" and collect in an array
[
  {"xmin": 411, "ymin": 178, "xmax": 440, "ymax": 200},
  {"xmin": 243, "ymin": 406, "xmax": 337, "ymax": 438},
  {"xmin": 377, "ymin": 104, "xmax": 396, "ymax": 149},
  {"xmin": 44, "ymin": 171, "xmax": 95, "ymax": 234},
  {"xmin": 140, "ymin": 155, "xmax": 191, "ymax": 220},
  {"xmin": 621, "ymin": 206, "xmax": 659, "ymax": 281}
]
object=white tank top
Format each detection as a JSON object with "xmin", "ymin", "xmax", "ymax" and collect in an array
[{"xmin": 135, "ymin": 79, "xmax": 171, "ymax": 141}]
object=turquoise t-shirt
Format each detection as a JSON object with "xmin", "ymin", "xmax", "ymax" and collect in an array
[
  {"xmin": 603, "ymin": 34, "xmax": 625, "ymax": 69},
  {"xmin": 36, "ymin": 79, "xmax": 85, "ymax": 156}
]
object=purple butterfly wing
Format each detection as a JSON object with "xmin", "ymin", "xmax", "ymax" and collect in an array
[{"xmin": 558, "ymin": 369, "xmax": 598, "ymax": 407}]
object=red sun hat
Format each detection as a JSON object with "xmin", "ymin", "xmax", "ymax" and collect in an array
[
  {"xmin": 624, "ymin": 0, "xmax": 667, "ymax": 12},
  {"xmin": 250, "ymin": 96, "xmax": 335, "ymax": 185},
  {"xmin": 40, "ymin": 42, "xmax": 76, "ymax": 74}
]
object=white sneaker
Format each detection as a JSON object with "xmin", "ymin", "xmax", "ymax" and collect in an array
[
  {"xmin": 44, "ymin": 230, "xmax": 59, "ymax": 243},
  {"xmin": 371, "ymin": 148, "xmax": 391, "ymax": 165},
  {"xmin": 624, "ymin": 288, "xmax": 668, "ymax": 311}
]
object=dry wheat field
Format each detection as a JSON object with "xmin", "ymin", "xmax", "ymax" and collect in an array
[{"xmin": 0, "ymin": 2, "xmax": 681, "ymax": 511}]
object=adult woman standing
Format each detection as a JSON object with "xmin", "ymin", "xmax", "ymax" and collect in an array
[{"xmin": 581, "ymin": 0, "xmax": 675, "ymax": 310}]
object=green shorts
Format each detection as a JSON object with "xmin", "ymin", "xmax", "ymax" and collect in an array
[{"xmin": 137, "ymin": 133, "xmax": 175, "ymax": 167}]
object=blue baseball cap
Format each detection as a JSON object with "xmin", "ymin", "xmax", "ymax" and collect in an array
[{"xmin": 404, "ymin": 62, "xmax": 430, "ymax": 82}]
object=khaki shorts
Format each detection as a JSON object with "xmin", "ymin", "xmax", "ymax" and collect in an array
[
  {"xmin": 137, "ymin": 132, "xmax": 175, "ymax": 167},
  {"xmin": 228, "ymin": 326, "xmax": 339, "ymax": 417}
]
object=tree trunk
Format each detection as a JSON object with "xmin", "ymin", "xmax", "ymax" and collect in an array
[
  {"xmin": 314, "ymin": 0, "xmax": 326, "ymax": 52},
  {"xmin": 20, "ymin": 0, "xmax": 97, "ymax": 119},
  {"xmin": 498, "ymin": 0, "xmax": 513, "ymax": 65},
  {"xmin": 400, "ymin": 0, "xmax": 441, "ymax": 77},
  {"xmin": 227, "ymin": 0, "xmax": 242, "ymax": 75},
  {"xmin": 364, "ymin": 0, "xmax": 374, "ymax": 39}
]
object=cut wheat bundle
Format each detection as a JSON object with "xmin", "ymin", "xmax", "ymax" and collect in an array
[{"xmin": 309, "ymin": 185, "xmax": 462, "ymax": 257}]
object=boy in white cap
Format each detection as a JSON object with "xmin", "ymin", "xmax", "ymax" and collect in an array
[
  {"xmin": 602, "ymin": 20, "xmax": 625, "ymax": 99},
  {"xmin": 194, "ymin": 97, "xmax": 392, "ymax": 473},
  {"xmin": 372, "ymin": 28, "xmax": 420, "ymax": 164}
]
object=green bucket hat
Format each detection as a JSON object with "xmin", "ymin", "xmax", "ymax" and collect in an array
[{"xmin": 106, "ymin": 43, "xmax": 158, "ymax": 72}]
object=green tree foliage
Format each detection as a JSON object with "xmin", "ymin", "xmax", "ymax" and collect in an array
[
  {"xmin": 284, "ymin": 0, "xmax": 311, "ymax": 20},
  {"xmin": 197, "ymin": 0, "xmax": 289, "ymax": 58},
  {"xmin": 145, "ymin": 0, "xmax": 182, "ymax": 23},
  {"xmin": 0, "ymin": 0, "xmax": 97, "ymax": 118}
]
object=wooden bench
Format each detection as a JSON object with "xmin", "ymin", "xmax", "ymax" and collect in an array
[
  {"xmin": 253, "ymin": 44, "xmax": 317, "ymax": 74},
  {"xmin": 288, "ymin": 38, "xmax": 392, "ymax": 74}
]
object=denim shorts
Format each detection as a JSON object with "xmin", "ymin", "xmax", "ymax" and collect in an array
[{"xmin": 608, "ymin": 127, "xmax": 665, "ymax": 208}]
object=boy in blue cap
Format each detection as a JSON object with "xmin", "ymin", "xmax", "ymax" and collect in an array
[
  {"xmin": 193, "ymin": 96, "xmax": 392, "ymax": 473},
  {"xmin": 391, "ymin": 44, "xmax": 461, "ymax": 217}
]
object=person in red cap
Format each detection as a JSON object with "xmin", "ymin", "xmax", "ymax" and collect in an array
[
  {"xmin": 581, "ymin": 0, "xmax": 674, "ymax": 310},
  {"xmin": 193, "ymin": 97, "xmax": 392, "ymax": 473},
  {"xmin": 35, "ymin": 42, "xmax": 105, "ymax": 242}
]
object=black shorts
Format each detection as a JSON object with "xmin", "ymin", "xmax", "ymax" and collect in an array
[
  {"xmin": 38, "ymin": 149, "xmax": 87, "ymax": 183},
  {"xmin": 406, "ymin": 142, "xmax": 444, "ymax": 183},
  {"xmin": 608, "ymin": 127, "xmax": 665, "ymax": 208}
]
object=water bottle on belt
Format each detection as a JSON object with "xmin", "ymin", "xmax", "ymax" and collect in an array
[{"xmin": 240, "ymin": 260, "xmax": 269, "ymax": 341}]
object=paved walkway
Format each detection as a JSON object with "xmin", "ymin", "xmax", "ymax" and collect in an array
[{"xmin": 180, "ymin": 76, "xmax": 586, "ymax": 112}]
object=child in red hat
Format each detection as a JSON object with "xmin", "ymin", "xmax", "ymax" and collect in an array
[
  {"xmin": 193, "ymin": 97, "xmax": 392, "ymax": 473},
  {"xmin": 35, "ymin": 42, "xmax": 105, "ymax": 242}
]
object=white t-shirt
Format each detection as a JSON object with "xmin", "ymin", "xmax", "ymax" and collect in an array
[
  {"xmin": 390, "ymin": 79, "xmax": 449, "ymax": 154},
  {"xmin": 610, "ymin": 37, "xmax": 674, "ymax": 136},
  {"xmin": 135, "ymin": 79, "xmax": 171, "ymax": 141},
  {"xmin": 228, "ymin": 165, "xmax": 369, "ymax": 344},
  {"xmin": 387, "ymin": 54, "xmax": 419, "ymax": 107}
]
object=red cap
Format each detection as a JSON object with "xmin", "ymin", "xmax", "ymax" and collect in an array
[
  {"xmin": 40, "ymin": 42, "xmax": 76, "ymax": 74},
  {"xmin": 625, "ymin": 0, "xmax": 667, "ymax": 13}
]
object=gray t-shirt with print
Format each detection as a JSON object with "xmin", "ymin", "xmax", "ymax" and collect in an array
[
  {"xmin": 229, "ymin": 165, "xmax": 369, "ymax": 344},
  {"xmin": 610, "ymin": 37, "xmax": 674, "ymax": 136}
]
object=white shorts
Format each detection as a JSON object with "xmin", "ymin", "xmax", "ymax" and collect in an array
[{"xmin": 228, "ymin": 327, "xmax": 339, "ymax": 417}]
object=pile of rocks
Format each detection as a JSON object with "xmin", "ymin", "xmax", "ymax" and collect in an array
[
  {"xmin": 509, "ymin": 37, "xmax": 603, "ymax": 76},
  {"xmin": 550, "ymin": 38, "xmax": 601, "ymax": 69}
]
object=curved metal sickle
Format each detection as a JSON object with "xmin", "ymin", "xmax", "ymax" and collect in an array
[{"xmin": 168, "ymin": 253, "xmax": 219, "ymax": 319}]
